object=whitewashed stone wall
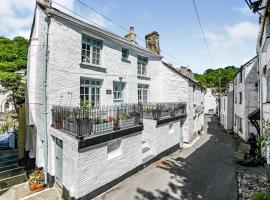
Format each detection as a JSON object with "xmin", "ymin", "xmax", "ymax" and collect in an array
[
  {"xmin": 220, "ymin": 92, "xmax": 233, "ymax": 131},
  {"xmin": 142, "ymin": 119, "xmax": 181, "ymax": 155},
  {"xmin": 204, "ymin": 88, "xmax": 217, "ymax": 114},
  {"xmin": 257, "ymin": 0, "xmax": 270, "ymax": 163},
  {"xmin": 233, "ymin": 58, "xmax": 258, "ymax": 141}
]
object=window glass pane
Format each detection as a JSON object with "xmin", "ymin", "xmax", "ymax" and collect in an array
[{"xmin": 80, "ymin": 87, "xmax": 84, "ymax": 94}]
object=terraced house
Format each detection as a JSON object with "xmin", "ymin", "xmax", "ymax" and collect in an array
[
  {"xmin": 25, "ymin": 0, "xmax": 206, "ymax": 199},
  {"xmin": 233, "ymin": 56, "xmax": 258, "ymax": 141}
]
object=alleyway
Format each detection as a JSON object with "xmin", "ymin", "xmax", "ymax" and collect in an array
[{"xmin": 95, "ymin": 116, "xmax": 239, "ymax": 200}]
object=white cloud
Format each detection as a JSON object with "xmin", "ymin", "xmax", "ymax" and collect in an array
[
  {"xmin": 198, "ymin": 21, "xmax": 258, "ymax": 69},
  {"xmin": 0, "ymin": 0, "xmax": 36, "ymax": 39},
  {"xmin": 0, "ymin": 0, "xmax": 114, "ymax": 39},
  {"xmin": 234, "ymin": 6, "xmax": 254, "ymax": 17},
  {"xmin": 225, "ymin": 21, "xmax": 258, "ymax": 40},
  {"xmin": 206, "ymin": 21, "xmax": 258, "ymax": 50}
]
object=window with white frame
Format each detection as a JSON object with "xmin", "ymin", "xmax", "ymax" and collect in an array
[
  {"xmin": 138, "ymin": 84, "xmax": 149, "ymax": 104},
  {"xmin": 81, "ymin": 36, "xmax": 102, "ymax": 65},
  {"xmin": 137, "ymin": 56, "xmax": 148, "ymax": 76},
  {"xmin": 80, "ymin": 78, "xmax": 102, "ymax": 107},
  {"xmin": 113, "ymin": 81, "xmax": 125, "ymax": 102}
]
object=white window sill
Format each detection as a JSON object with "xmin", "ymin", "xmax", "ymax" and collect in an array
[
  {"xmin": 121, "ymin": 58, "xmax": 131, "ymax": 63},
  {"xmin": 137, "ymin": 75, "xmax": 150, "ymax": 80},
  {"xmin": 80, "ymin": 63, "xmax": 106, "ymax": 73}
]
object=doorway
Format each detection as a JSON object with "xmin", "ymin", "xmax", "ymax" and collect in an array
[{"xmin": 55, "ymin": 138, "xmax": 63, "ymax": 183}]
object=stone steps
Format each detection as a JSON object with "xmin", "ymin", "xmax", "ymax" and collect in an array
[
  {"xmin": 0, "ymin": 149, "xmax": 27, "ymax": 197},
  {"xmin": 0, "ymin": 154, "xmax": 18, "ymax": 163},
  {"xmin": 0, "ymin": 164, "xmax": 19, "ymax": 172},
  {"xmin": 0, "ymin": 166, "xmax": 25, "ymax": 180},
  {"xmin": 0, "ymin": 159, "xmax": 17, "ymax": 168},
  {"xmin": 0, "ymin": 149, "xmax": 18, "ymax": 158},
  {"xmin": 0, "ymin": 173, "xmax": 28, "ymax": 191}
]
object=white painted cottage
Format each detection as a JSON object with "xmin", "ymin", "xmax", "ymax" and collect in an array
[
  {"xmin": 204, "ymin": 88, "xmax": 217, "ymax": 115},
  {"xmin": 233, "ymin": 56, "xmax": 259, "ymax": 141},
  {"xmin": 220, "ymin": 81, "xmax": 234, "ymax": 132},
  {"xmin": 25, "ymin": 1, "xmax": 205, "ymax": 199},
  {"xmin": 256, "ymin": 0, "xmax": 270, "ymax": 164}
]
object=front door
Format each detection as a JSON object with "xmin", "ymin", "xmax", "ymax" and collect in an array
[
  {"xmin": 55, "ymin": 138, "xmax": 63, "ymax": 183},
  {"xmin": 180, "ymin": 119, "xmax": 184, "ymax": 145}
]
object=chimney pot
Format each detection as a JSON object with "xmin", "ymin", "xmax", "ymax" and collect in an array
[
  {"xmin": 37, "ymin": 0, "xmax": 51, "ymax": 7},
  {"xmin": 145, "ymin": 31, "xmax": 160, "ymax": 54},
  {"xmin": 125, "ymin": 26, "xmax": 137, "ymax": 44}
]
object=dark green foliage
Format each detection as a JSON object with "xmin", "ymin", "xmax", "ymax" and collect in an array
[
  {"xmin": 0, "ymin": 36, "xmax": 28, "ymax": 114},
  {"xmin": 194, "ymin": 66, "xmax": 238, "ymax": 91},
  {"xmin": 252, "ymin": 192, "xmax": 270, "ymax": 200}
]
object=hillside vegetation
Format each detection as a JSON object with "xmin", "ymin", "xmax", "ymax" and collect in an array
[
  {"xmin": 194, "ymin": 66, "xmax": 238, "ymax": 92},
  {"xmin": 0, "ymin": 36, "xmax": 28, "ymax": 113}
]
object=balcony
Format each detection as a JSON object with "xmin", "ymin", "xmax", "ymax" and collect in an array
[
  {"xmin": 51, "ymin": 102, "xmax": 187, "ymax": 139},
  {"xmin": 142, "ymin": 102, "xmax": 187, "ymax": 125},
  {"xmin": 51, "ymin": 104, "xmax": 142, "ymax": 139}
]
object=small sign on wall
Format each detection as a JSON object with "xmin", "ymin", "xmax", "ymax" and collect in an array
[{"xmin": 106, "ymin": 90, "xmax": 112, "ymax": 95}]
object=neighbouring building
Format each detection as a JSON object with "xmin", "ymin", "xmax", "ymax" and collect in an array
[
  {"xmin": 204, "ymin": 88, "xmax": 217, "ymax": 115},
  {"xmin": 256, "ymin": 0, "xmax": 270, "ymax": 164},
  {"xmin": 220, "ymin": 81, "xmax": 234, "ymax": 132},
  {"xmin": 26, "ymin": 1, "xmax": 205, "ymax": 199},
  {"xmin": 233, "ymin": 56, "xmax": 259, "ymax": 141}
]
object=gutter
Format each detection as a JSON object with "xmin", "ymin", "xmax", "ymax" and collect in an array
[{"xmin": 43, "ymin": 10, "xmax": 50, "ymax": 185}]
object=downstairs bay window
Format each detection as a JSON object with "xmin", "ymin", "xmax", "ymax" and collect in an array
[
  {"xmin": 138, "ymin": 84, "xmax": 149, "ymax": 104},
  {"xmin": 80, "ymin": 78, "xmax": 102, "ymax": 107}
]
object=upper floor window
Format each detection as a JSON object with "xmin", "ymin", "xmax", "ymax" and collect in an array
[
  {"xmin": 239, "ymin": 71, "xmax": 243, "ymax": 83},
  {"xmin": 81, "ymin": 36, "xmax": 102, "ymax": 66},
  {"xmin": 122, "ymin": 48, "xmax": 129, "ymax": 60},
  {"xmin": 137, "ymin": 56, "xmax": 148, "ymax": 76},
  {"xmin": 235, "ymin": 77, "xmax": 237, "ymax": 86},
  {"xmin": 239, "ymin": 92, "xmax": 242, "ymax": 104}
]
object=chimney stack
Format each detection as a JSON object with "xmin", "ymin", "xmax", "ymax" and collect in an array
[
  {"xmin": 125, "ymin": 27, "xmax": 137, "ymax": 44},
  {"xmin": 37, "ymin": 0, "xmax": 52, "ymax": 7},
  {"xmin": 145, "ymin": 31, "xmax": 160, "ymax": 54}
]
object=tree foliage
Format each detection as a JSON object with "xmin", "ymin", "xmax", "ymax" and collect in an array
[
  {"xmin": 0, "ymin": 36, "xmax": 28, "ymax": 114},
  {"xmin": 194, "ymin": 66, "xmax": 238, "ymax": 92}
]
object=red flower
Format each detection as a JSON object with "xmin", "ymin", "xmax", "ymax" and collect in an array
[{"xmin": 108, "ymin": 116, "xmax": 113, "ymax": 122}]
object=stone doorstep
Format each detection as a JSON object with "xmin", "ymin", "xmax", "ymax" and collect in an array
[
  {"xmin": 20, "ymin": 187, "xmax": 61, "ymax": 200},
  {"xmin": 234, "ymin": 143, "xmax": 250, "ymax": 161}
]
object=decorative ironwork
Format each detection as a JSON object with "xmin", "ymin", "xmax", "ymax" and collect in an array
[
  {"xmin": 51, "ymin": 102, "xmax": 186, "ymax": 139},
  {"xmin": 141, "ymin": 102, "xmax": 187, "ymax": 120},
  {"xmin": 51, "ymin": 104, "xmax": 142, "ymax": 139}
]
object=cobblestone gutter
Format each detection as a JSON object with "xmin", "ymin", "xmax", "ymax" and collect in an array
[{"xmin": 237, "ymin": 170, "xmax": 270, "ymax": 200}]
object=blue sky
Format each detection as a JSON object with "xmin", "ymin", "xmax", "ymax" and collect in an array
[{"xmin": 0, "ymin": 0, "xmax": 259, "ymax": 73}]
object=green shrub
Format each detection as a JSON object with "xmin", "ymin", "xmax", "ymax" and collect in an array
[{"xmin": 252, "ymin": 192, "xmax": 270, "ymax": 200}]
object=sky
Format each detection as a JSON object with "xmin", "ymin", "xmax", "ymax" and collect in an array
[{"xmin": 0, "ymin": 0, "xmax": 260, "ymax": 73}]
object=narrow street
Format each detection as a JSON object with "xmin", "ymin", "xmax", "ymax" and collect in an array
[{"xmin": 95, "ymin": 116, "xmax": 239, "ymax": 200}]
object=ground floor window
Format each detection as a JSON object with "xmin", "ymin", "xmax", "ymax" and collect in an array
[
  {"xmin": 138, "ymin": 84, "xmax": 149, "ymax": 104},
  {"xmin": 239, "ymin": 117, "xmax": 243, "ymax": 133},
  {"xmin": 80, "ymin": 78, "xmax": 102, "ymax": 107}
]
